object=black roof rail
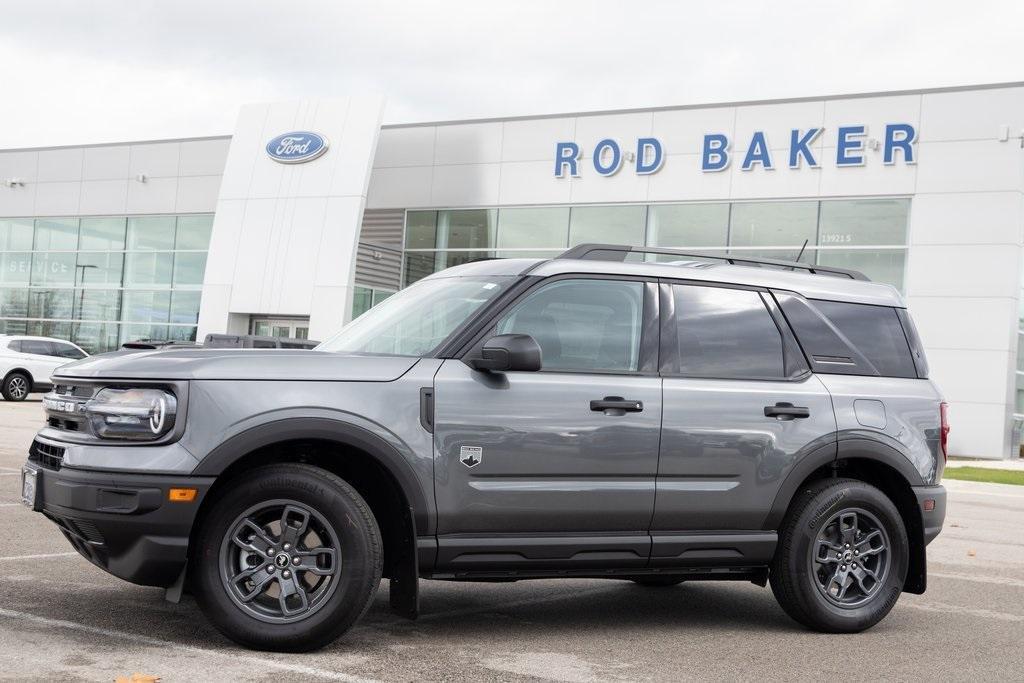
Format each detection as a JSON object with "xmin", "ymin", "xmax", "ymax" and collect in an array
[{"xmin": 555, "ymin": 244, "xmax": 869, "ymax": 281}]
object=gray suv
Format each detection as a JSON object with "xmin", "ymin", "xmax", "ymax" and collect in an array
[{"xmin": 21, "ymin": 244, "xmax": 948, "ymax": 651}]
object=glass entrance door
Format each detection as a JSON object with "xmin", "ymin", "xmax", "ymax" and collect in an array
[{"xmin": 250, "ymin": 317, "xmax": 310, "ymax": 339}]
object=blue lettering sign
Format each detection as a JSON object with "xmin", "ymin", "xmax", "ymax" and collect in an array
[
  {"xmin": 742, "ymin": 131, "xmax": 774, "ymax": 170},
  {"xmin": 789, "ymin": 128, "xmax": 822, "ymax": 168},
  {"xmin": 836, "ymin": 126, "xmax": 866, "ymax": 166},
  {"xmin": 554, "ymin": 142, "xmax": 581, "ymax": 177},
  {"xmin": 702, "ymin": 134, "xmax": 730, "ymax": 172},
  {"xmin": 265, "ymin": 131, "xmax": 329, "ymax": 164},
  {"xmin": 636, "ymin": 138, "xmax": 663, "ymax": 174},
  {"xmin": 884, "ymin": 123, "xmax": 916, "ymax": 165},
  {"xmin": 593, "ymin": 139, "xmax": 622, "ymax": 176}
]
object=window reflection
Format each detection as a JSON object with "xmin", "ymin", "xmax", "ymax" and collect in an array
[{"xmin": 0, "ymin": 214, "xmax": 212, "ymax": 353}]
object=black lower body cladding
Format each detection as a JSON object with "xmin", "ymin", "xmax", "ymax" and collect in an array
[{"xmin": 25, "ymin": 461, "xmax": 213, "ymax": 587}]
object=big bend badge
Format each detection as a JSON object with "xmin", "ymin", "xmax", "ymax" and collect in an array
[{"xmin": 460, "ymin": 446, "xmax": 483, "ymax": 468}]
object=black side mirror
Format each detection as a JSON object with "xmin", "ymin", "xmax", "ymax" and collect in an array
[{"xmin": 469, "ymin": 334, "xmax": 542, "ymax": 372}]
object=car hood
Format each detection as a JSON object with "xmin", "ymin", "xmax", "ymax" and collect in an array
[{"xmin": 53, "ymin": 348, "xmax": 420, "ymax": 382}]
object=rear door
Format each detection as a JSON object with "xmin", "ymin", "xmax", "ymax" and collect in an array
[
  {"xmin": 652, "ymin": 282, "xmax": 836, "ymax": 562},
  {"xmin": 17, "ymin": 340, "xmax": 64, "ymax": 387}
]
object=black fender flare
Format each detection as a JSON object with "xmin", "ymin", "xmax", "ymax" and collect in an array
[
  {"xmin": 762, "ymin": 441, "xmax": 837, "ymax": 530},
  {"xmin": 192, "ymin": 417, "xmax": 432, "ymax": 535},
  {"xmin": 763, "ymin": 435, "xmax": 926, "ymax": 531}
]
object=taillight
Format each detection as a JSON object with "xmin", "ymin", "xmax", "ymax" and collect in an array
[{"xmin": 939, "ymin": 402, "xmax": 950, "ymax": 462}]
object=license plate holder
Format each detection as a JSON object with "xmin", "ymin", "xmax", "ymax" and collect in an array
[{"xmin": 21, "ymin": 466, "xmax": 40, "ymax": 511}]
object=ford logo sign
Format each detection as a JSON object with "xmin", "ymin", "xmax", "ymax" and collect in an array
[{"xmin": 266, "ymin": 131, "xmax": 329, "ymax": 164}]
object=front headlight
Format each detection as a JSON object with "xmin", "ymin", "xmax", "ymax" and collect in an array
[{"xmin": 84, "ymin": 387, "xmax": 177, "ymax": 440}]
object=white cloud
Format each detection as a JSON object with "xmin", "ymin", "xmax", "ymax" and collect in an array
[{"xmin": 1, "ymin": 0, "xmax": 1022, "ymax": 147}]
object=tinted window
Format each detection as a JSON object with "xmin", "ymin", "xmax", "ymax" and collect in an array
[
  {"xmin": 52, "ymin": 343, "xmax": 86, "ymax": 359},
  {"xmin": 813, "ymin": 300, "xmax": 916, "ymax": 378},
  {"xmin": 20, "ymin": 340, "xmax": 53, "ymax": 356},
  {"xmin": 670, "ymin": 285, "xmax": 785, "ymax": 378},
  {"xmin": 496, "ymin": 279, "xmax": 644, "ymax": 372},
  {"xmin": 7, "ymin": 340, "xmax": 22, "ymax": 352}
]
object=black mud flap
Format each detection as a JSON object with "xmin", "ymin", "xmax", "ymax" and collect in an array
[{"xmin": 389, "ymin": 505, "xmax": 419, "ymax": 619}]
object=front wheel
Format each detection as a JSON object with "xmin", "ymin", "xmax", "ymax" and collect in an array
[
  {"xmin": 770, "ymin": 478, "xmax": 908, "ymax": 633},
  {"xmin": 191, "ymin": 464, "xmax": 382, "ymax": 651}
]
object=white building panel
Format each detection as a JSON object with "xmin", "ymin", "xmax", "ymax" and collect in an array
[
  {"xmin": 197, "ymin": 96, "xmax": 385, "ymax": 342},
  {"xmin": 128, "ymin": 142, "xmax": 180, "ymax": 178},
  {"xmin": 178, "ymin": 138, "xmax": 231, "ymax": 177},
  {"xmin": 434, "ymin": 121, "xmax": 503, "ymax": 165},
  {"xmin": 33, "ymin": 181, "xmax": 80, "ymax": 215},
  {"xmin": 78, "ymin": 179, "xmax": 129, "ymax": 215},
  {"xmin": 374, "ymin": 126, "xmax": 436, "ymax": 168},
  {"xmin": 82, "ymin": 145, "xmax": 130, "ymax": 181},
  {"xmin": 37, "ymin": 148, "xmax": 83, "ymax": 182},
  {"xmin": 501, "ymin": 117, "xmax": 576, "ymax": 162}
]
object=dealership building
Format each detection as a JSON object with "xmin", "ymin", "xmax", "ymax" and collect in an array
[{"xmin": 0, "ymin": 82, "xmax": 1022, "ymax": 459}]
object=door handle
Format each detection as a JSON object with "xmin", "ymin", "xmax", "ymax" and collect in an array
[
  {"xmin": 590, "ymin": 396, "xmax": 644, "ymax": 414},
  {"xmin": 764, "ymin": 402, "xmax": 810, "ymax": 420}
]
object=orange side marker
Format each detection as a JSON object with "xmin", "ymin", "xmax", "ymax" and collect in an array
[{"xmin": 168, "ymin": 487, "xmax": 197, "ymax": 503}]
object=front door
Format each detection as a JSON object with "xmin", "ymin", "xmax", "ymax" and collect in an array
[
  {"xmin": 432, "ymin": 276, "xmax": 661, "ymax": 570},
  {"xmin": 652, "ymin": 282, "xmax": 836, "ymax": 563}
]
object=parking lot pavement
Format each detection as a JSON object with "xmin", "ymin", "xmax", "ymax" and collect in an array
[{"xmin": 1, "ymin": 399, "xmax": 1023, "ymax": 682}]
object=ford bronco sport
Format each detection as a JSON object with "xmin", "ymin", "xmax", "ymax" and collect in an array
[{"xmin": 22, "ymin": 243, "xmax": 948, "ymax": 651}]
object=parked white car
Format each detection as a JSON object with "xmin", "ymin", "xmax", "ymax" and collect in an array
[{"xmin": 0, "ymin": 335, "xmax": 89, "ymax": 401}]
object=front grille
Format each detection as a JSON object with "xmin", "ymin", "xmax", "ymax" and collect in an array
[
  {"xmin": 52, "ymin": 384, "xmax": 96, "ymax": 399},
  {"xmin": 43, "ymin": 383, "xmax": 93, "ymax": 434},
  {"xmin": 29, "ymin": 440, "xmax": 65, "ymax": 471}
]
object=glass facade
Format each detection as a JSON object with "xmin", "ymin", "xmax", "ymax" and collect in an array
[
  {"xmin": 352, "ymin": 285, "xmax": 395, "ymax": 319},
  {"xmin": 0, "ymin": 214, "xmax": 213, "ymax": 353},
  {"xmin": 401, "ymin": 199, "xmax": 910, "ymax": 290}
]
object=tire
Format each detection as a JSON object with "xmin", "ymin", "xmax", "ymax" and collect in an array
[
  {"xmin": 770, "ymin": 478, "xmax": 908, "ymax": 633},
  {"xmin": 630, "ymin": 576, "xmax": 686, "ymax": 587},
  {"xmin": 191, "ymin": 464, "xmax": 383, "ymax": 652},
  {"xmin": 2, "ymin": 372, "xmax": 31, "ymax": 401}
]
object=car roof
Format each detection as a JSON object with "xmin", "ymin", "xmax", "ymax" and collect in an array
[
  {"xmin": 0, "ymin": 335, "xmax": 83, "ymax": 345},
  {"xmin": 427, "ymin": 250, "xmax": 903, "ymax": 307}
]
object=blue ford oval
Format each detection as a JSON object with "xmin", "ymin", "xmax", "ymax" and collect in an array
[{"xmin": 265, "ymin": 131, "xmax": 329, "ymax": 164}]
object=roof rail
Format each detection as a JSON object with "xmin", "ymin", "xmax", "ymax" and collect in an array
[{"xmin": 555, "ymin": 244, "xmax": 869, "ymax": 281}]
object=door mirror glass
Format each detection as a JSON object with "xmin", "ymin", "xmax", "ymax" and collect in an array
[{"xmin": 470, "ymin": 334, "xmax": 542, "ymax": 372}]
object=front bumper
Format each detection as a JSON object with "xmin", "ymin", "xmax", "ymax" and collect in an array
[
  {"xmin": 24, "ymin": 446, "xmax": 213, "ymax": 587},
  {"xmin": 912, "ymin": 484, "xmax": 947, "ymax": 546}
]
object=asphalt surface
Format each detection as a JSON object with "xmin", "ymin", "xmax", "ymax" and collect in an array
[{"xmin": 1, "ymin": 399, "xmax": 1022, "ymax": 682}]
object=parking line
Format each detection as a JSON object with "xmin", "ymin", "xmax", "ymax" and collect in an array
[
  {"xmin": 904, "ymin": 600, "xmax": 1024, "ymax": 623},
  {"xmin": 0, "ymin": 467, "xmax": 21, "ymax": 473},
  {"xmin": 930, "ymin": 571, "xmax": 1024, "ymax": 589},
  {"xmin": 0, "ymin": 503, "xmax": 23, "ymax": 507},
  {"xmin": 0, "ymin": 552, "xmax": 79, "ymax": 562},
  {"xmin": 0, "ymin": 473, "xmax": 21, "ymax": 477},
  {"xmin": 0, "ymin": 606, "xmax": 378, "ymax": 682}
]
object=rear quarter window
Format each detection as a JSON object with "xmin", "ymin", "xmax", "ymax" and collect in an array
[
  {"xmin": 812, "ymin": 300, "xmax": 916, "ymax": 378},
  {"xmin": 774, "ymin": 291, "xmax": 918, "ymax": 379}
]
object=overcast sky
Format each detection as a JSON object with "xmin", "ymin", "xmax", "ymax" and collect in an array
[{"xmin": 2, "ymin": 0, "xmax": 1022, "ymax": 148}]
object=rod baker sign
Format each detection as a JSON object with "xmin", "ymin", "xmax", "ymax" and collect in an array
[{"xmin": 553, "ymin": 124, "xmax": 917, "ymax": 177}]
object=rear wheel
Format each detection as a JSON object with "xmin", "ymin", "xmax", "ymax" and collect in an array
[
  {"xmin": 2, "ymin": 372, "xmax": 30, "ymax": 401},
  {"xmin": 191, "ymin": 464, "xmax": 382, "ymax": 651},
  {"xmin": 770, "ymin": 478, "xmax": 908, "ymax": 633}
]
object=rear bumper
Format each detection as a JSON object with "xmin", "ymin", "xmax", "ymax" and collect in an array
[
  {"xmin": 24, "ymin": 460, "xmax": 213, "ymax": 587},
  {"xmin": 912, "ymin": 484, "xmax": 947, "ymax": 546}
]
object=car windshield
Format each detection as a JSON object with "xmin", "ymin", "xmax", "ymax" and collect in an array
[{"xmin": 317, "ymin": 276, "xmax": 513, "ymax": 356}]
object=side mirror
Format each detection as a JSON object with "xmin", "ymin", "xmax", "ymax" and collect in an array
[{"xmin": 469, "ymin": 334, "xmax": 542, "ymax": 372}]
